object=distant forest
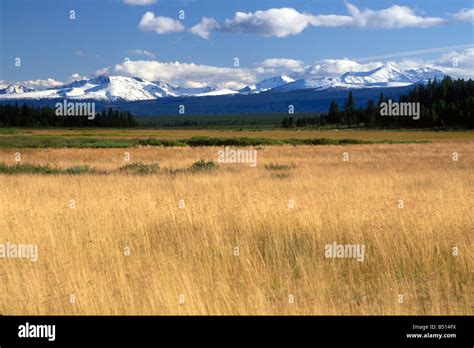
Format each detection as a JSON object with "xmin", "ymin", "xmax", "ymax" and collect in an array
[
  {"xmin": 285, "ymin": 76, "xmax": 474, "ymax": 129},
  {"xmin": 0, "ymin": 76, "xmax": 472, "ymax": 129},
  {"xmin": 0, "ymin": 105, "xmax": 138, "ymax": 127}
]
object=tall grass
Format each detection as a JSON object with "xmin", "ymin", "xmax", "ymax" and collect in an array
[{"xmin": 0, "ymin": 142, "xmax": 471, "ymax": 315}]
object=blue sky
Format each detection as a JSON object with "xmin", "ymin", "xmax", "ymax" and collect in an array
[{"xmin": 1, "ymin": 0, "xmax": 473, "ymax": 89}]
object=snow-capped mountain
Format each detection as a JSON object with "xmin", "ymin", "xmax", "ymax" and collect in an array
[
  {"xmin": 274, "ymin": 77, "xmax": 342, "ymax": 91},
  {"xmin": 240, "ymin": 75, "xmax": 295, "ymax": 93},
  {"xmin": 0, "ymin": 84, "xmax": 34, "ymax": 94},
  {"xmin": 273, "ymin": 64, "xmax": 444, "ymax": 91},
  {"xmin": 405, "ymin": 67, "xmax": 445, "ymax": 84},
  {"xmin": 0, "ymin": 76, "xmax": 176, "ymax": 101},
  {"xmin": 168, "ymin": 85, "xmax": 215, "ymax": 95},
  {"xmin": 0, "ymin": 76, "xmax": 236, "ymax": 101},
  {"xmin": 0, "ymin": 64, "xmax": 445, "ymax": 102},
  {"xmin": 338, "ymin": 63, "xmax": 444, "ymax": 87}
]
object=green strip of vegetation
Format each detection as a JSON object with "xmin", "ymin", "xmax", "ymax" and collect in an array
[
  {"xmin": 0, "ymin": 163, "xmax": 97, "ymax": 175},
  {"xmin": 0, "ymin": 160, "xmax": 221, "ymax": 176},
  {"xmin": 0, "ymin": 135, "xmax": 430, "ymax": 149}
]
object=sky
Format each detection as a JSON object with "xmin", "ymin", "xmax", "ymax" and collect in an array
[{"xmin": 0, "ymin": 0, "xmax": 473, "ymax": 90}]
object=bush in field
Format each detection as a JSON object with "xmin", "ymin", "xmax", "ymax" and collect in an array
[
  {"xmin": 119, "ymin": 162, "xmax": 160, "ymax": 175},
  {"xmin": 189, "ymin": 159, "xmax": 216, "ymax": 171},
  {"xmin": 64, "ymin": 165, "xmax": 95, "ymax": 175},
  {"xmin": 265, "ymin": 163, "xmax": 296, "ymax": 171}
]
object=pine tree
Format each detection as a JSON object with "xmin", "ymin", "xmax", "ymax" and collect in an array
[
  {"xmin": 366, "ymin": 99, "xmax": 377, "ymax": 127},
  {"xmin": 328, "ymin": 100, "xmax": 340, "ymax": 124}
]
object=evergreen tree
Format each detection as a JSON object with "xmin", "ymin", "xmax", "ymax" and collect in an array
[{"xmin": 327, "ymin": 100, "xmax": 340, "ymax": 124}]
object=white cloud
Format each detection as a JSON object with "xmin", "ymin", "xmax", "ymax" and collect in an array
[
  {"xmin": 353, "ymin": 44, "xmax": 474, "ymax": 62},
  {"xmin": 68, "ymin": 73, "xmax": 86, "ymax": 82},
  {"xmin": 433, "ymin": 48, "xmax": 474, "ymax": 78},
  {"xmin": 304, "ymin": 58, "xmax": 382, "ymax": 77},
  {"xmin": 189, "ymin": 17, "xmax": 221, "ymax": 39},
  {"xmin": 108, "ymin": 59, "xmax": 256, "ymax": 89},
  {"xmin": 138, "ymin": 12, "xmax": 185, "ymax": 34},
  {"xmin": 21, "ymin": 78, "xmax": 64, "ymax": 90},
  {"xmin": 386, "ymin": 58, "xmax": 432, "ymax": 71},
  {"xmin": 95, "ymin": 67, "xmax": 111, "ymax": 76},
  {"xmin": 126, "ymin": 49, "xmax": 156, "ymax": 58},
  {"xmin": 309, "ymin": 14, "xmax": 353, "ymax": 27},
  {"xmin": 257, "ymin": 58, "xmax": 305, "ymax": 73},
  {"xmin": 190, "ymin": 4, "xmax": 445, "ymax": 39},
  {"xmin": 222, "ymin": 8, "xmax": 316, "ymax": 38},
  {"xmin": 74, "ymin": 49, "xmax": 85, "ymax": 57},
  {"xmin": 123, "ymin": 0, "xmax": 157, "ymax": 5},
  {"xmin": 345, "ymin": 3, "xmax": 445, "ymax": 28},
  {"xmin": 450, "ymin": 8, "xmax": 474, "ymax": 23}
]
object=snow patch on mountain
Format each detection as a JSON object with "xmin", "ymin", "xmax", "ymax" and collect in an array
[
  {"xmin": 240, "ymin": 75, "xmax": 295, "ymax": 93},
  {"xmin": 195, "ymin": 89, "xmax": 240, "ymax": 96}
]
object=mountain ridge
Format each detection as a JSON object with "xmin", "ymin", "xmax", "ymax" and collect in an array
[{"xmin": 0, "ymin": 64, "xmax": 445, "ymax": 102}]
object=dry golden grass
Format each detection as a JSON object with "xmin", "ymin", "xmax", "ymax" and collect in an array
[{"xmin": 0, "ymin": 142, "xmax": 472, "ymax": 315}]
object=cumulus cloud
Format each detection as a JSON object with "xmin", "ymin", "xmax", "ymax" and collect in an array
[
  {"xmin": 257, "ymin": 58, "xmax": 305, "ymax": 73},
  {"xmin": 189, "ymin": 17, "xmax": 221, "ymax": 39},
  {"xmin": 68, "ymin": 73, "xmax": 86, "ymax": 82},
  {"xmin": 304, "ymin": 58, "xmax": 382, "ymax": 77},
  {"xmin": 139, "ymin": 12, "xmax": 185, "ymax": 34},
  {"xmin": 189, "ymin": 3, "xmax": 446, "ymax": 39},
  {"xmin": 126, "ymin": 49, "xmax": 156, "ymax": 58},
  {"xmin": 21, "ymin": 78, "xmax": 64, "ymax": 90},
  {"xmin": 346, "ymin": 3, "xmax": 445, "ymax": 28},
  {"xmin": 190, "ymin": 8, "xmax": 332, "ymax": 38},
  {"xmin": 309, "ymin": 14, "xmax": 353, "ymax": 27},
  {"xmin": 450, "ymin": 8, "xmax": 474, "ymax": 23},
  {"xmin": 433, "ymin": 48, "xmax": 474, "ymax": 78},
  {"xmin": 222, "ymin": 8, "xmax": 317, "ymax": 37},
  {"xmin": 123, "ymin": 0, "xmax": 157, "ymax": 5},
  {"xmin": 107, "ymin": 60, "xmax": 256, "ymax": 89}
]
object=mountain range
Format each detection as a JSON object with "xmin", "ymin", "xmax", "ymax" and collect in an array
[{"xmin": 0, "ymin": 64, "xmax": 444, "ymax": 103}]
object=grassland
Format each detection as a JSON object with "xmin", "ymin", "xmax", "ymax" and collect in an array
[
  {"xmin": 0, "ymin": 128, "xmax": 472, "ymax": 142},
  {"xmin": 0, "ymin": 130, "xmax": 472, "ymax": 315}
]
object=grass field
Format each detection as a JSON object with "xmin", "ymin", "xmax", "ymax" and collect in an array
[
  {"xmin": 0, "ymin": 130, "xmax": 472, "ymax": 315},
  {"xmin": 0, "ymin": 128, "xmax": 473, "ymax": 141}
]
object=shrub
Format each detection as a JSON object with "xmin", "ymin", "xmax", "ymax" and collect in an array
[
  {"xmin": 189, "ymin": 159, "xmax": 216, "ymax": 171},
  {"xmin": 119, "ymin": 162, "xmax": 160, "ymax": 174},
  {"xmin": 265, "ymin": 163, "xmax": 296, "ymax": 171},
  {"xmin": 64, "ymin": 165, "xmax": 95, "ymax": 175}
]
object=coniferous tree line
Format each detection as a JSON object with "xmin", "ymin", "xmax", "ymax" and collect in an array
[
  {"xmin": 284, "ymin": 76, "xmax": 474, "ymax": 129},
  {"xmin": 0, "ymin": 104, "xmax": 138, "ymax": 127}
]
